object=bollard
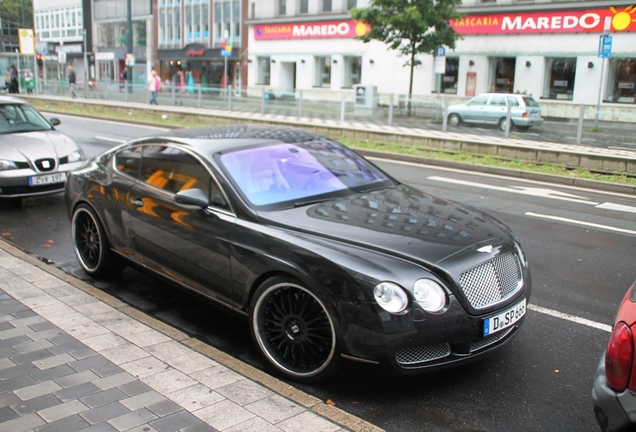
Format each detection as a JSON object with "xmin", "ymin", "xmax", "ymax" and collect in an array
[
  {"xmin": 576, "ymin": 104, "xmax": 585, "ymax": 145},
  {"xmin": 340, "ymin": 91, "xmax": 346, "ymax": 122},
  {"xmin": 388, "ymin": 94, "xmax": 394, "ymax": 126}
]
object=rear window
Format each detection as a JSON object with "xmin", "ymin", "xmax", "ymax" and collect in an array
[{"xmin": 522, "ymin": 96, "xmax": 540, "ymax": 107}]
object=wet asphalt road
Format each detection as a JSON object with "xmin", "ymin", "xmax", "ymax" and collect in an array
[{"xmin": 2, "ymin": 114, "xmax": 635, "ymax": 431}]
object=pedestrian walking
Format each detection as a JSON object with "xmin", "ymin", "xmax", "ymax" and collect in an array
[
  {"xmin": 148, "ymin": 69, "xmax": 160, "ymax": 105},
  {"xmin": 173, "ymin": 69, "xmax": 185, "ymax": 105},
  {"xmin": 4, "ymin": 67, "xmax": 11, "ymax": 93},
  {"xmin": 10, "ymin": 66, "xmax": 19, "ymax": 94},
  {"xmin": 120, "ymin": 66, "xmax": 128, "ymax": 92},
  {"xmin": 67, "ymin": 66, "xmax": 76, "ymax": 98},
  {"xmin": 24, "ymin": 70, "xmax": 34, "ymax": 94}
]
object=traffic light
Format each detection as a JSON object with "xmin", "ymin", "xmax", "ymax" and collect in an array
[
  {"xmin": 87, "ymin": 53, "xmax": 95, "ymax": 65},
  {"xmin": 220, "ymin": 40, "xmax": 226, "ymax": 50},
  {"xmin": 36, "ymin": 54, "xmax": 42, "ymax": 67}
]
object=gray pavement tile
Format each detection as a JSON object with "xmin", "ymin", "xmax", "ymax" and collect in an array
[
  {"xmin": 92, "ymin": 362, "xmax": 125, "ymax": 378},
  {"xmin": 68, "ymin": 353, "xmax": 111, "ymax": 372},
  {"xmin": 54, "ymin": 382, "xmax": 101, "ymax": 402},
  {"xmin": 55, "ymin": 369, "xmax": 101, "ymax": 388},
  {"xmin": 47, "ymin": 340, "xmax": 92, "ymax": 357},
  {"xmin": 117, "ymin": 380, "xmax": 153, "ymax": 397},
  {"xmin": 149, "ymin": 410, "xmax": 200, "ymax": 432},
  {"xmin": 0, "ymin": 313, "xmax": 16, "ymax": 323},
  {"xmin": 0, "ymin": 362, "xmax": 40, "ymax": 381},
  {"xmin": 244, "ymin": 394, "xmax": 305, "ymax": 425},
  {"xmin": 29, "ymin": 321, "xmax": 57, "ymax": 332},
  {"xmin": 14, "ymin": 379, "xmax": 62, "ymax": 401},
  {"xmin": 0, "ymin": 321, "xmax": 14, "ymax": 331},
  {"xmin": 35, "ymin": 414, "xmax": 91, "ymax": 432},
  {"xmin": 0, "ymin": 412, "xmax": 45, "ymax": 432},
  {"xmin": 120, "ymin": 390, "xmax": 166, "ymax": 411},
  {"xmin": 12, "ymin": 338, "xmax": 53, "ymax": 354},
  {"xmin": 0, "ymin": 391, "xmax": 21, "ymax": 408},
  {"xmin": 9, "ymin": 315, "xmax": 46, "ymax": 328},
  {"xmin": 216, "ymin": 379, "xmax": 273, "ymax": 406},
  {"xmin": 0, "ymin": 405, "xmax": 19, "ymax": 423},
  {"xmin": 77, "ymin": 422, "xmax": 119, "ymax": 432},
  {"xmin": 0, "ymin": 302, "xmax": 29, "ymax": 316},
  {"xmin": 34, "ymin": 353, "xmax": 76, "ymax": 370},
  {"xmin": 9, "ymin": 347, "xmax": 54, "ymax": 365},
  {"xmin": 0, "ymin": 346, "xmax": 17, "ymax": 360},
  {"xmin": 47, "ymin": 332, "xmax": 77, "ymax": 346},
  {"xmin": 80, "ymin": 401, "xmax": 131, "ymax": 425},
  {"xmin": 146, "ymin": 399, "xmax": 182, "ymax": 417},
  {"xmin": 125, "ymin": 426, "xmax": 159, "ymax": 432},
  {"xmin": 224, "ymin": 416, "xmax": 282, "ymax": 432},
  {"xmin": 28, "ymin": 327, "xmax": 68, "ymax": 341},
  {"xmin": 107, "ymin": 408, "xmax": 158, "ymax": 431},
  {"xmin": 181, "ymin": 423, "xmax": 220, "ymax": 432},
  {"xmin": 276, "ymin": 411, "xmax": 342, "ymax": 432},
  {"xmin": 12, "ymin": 309, "xmax": 39, "ymax": 319},
  {"xmin": 30, "ymin": 364, "xmax": 76, "ymax": 382},
  {"xmin": 0, "ymin": 373, "xmax": 38, "ymax": 393},
  {"xmin": 93, "ymin": 371, "xmax": 137, "ymax": 391},
  {"xmin": 192, "ymin": 399, "xmax": 256, "ymax": 430},
  {"xmin": 80, "ymin": 388, "xmax": 128, "ymax": 409},
  {"xmin": 37, "ymin": 399, "xmax": 89, "ymax": 423},
  {"xmin": 0, "ymin": 334, "xmax": 32, "ymax": 350},
  {"xmin": 10, "ymin": 393, "xmax": 61, "ymax": 415},
  {"xmin": 0, "ymin": 357, "xmax": 14, "ymax": 369}
]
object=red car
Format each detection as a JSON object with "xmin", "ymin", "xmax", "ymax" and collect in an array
[{"xmin": 593, "ymin": 280, "xmax": 636, "ymax": 432}]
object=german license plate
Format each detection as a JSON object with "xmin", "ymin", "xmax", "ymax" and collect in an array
[
  {"xmin": 483, "ymin": 298, "xmax": 526, "ymax": 337},
  {"xmin": 28, "ymin": 172, "xmax": 67, "ymax": 186}
]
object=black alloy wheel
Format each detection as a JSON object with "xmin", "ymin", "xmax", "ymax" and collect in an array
[
  {"xmin": 71, "ymin": 204, "xmax": 121, "ymax": 278},
  {"xmin": 250, "ymin": 277, "xmax": 340, "ymax": 383}
]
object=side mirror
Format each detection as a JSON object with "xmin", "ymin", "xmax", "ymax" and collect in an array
[
  {"xmin": 49, "ymin": 118, "xmax": 61, "ymax": 126},
  {"xmin": 175, "ymin": 188, "xmax": 209, "ymax": 208}
]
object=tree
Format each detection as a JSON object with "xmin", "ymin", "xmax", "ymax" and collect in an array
[
  {"xmin": 351, "ymin": 0, "xmax": 462, "ymax": 108},
  {"xmin": 0, "ymin": 0, "xmax": 34, "ymax": 28}
]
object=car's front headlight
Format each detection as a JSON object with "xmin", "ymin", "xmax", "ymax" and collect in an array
[
  {"xmin": 414, "ymin": 279, "xmax": 447, "ymax": 313},
  {"xmin": 374, "ymin": 282, "xmax": 408, "ymax": 313},
  {"xmin": 0, "ymin": 160, "xmax": 18, "ymax": 171},
  {"xmin": 68, "ymin": 149, "xmax": 85, "ymax": 163}
]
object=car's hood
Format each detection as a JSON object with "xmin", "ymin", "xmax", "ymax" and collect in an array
[
  {"xmin": 259, "ymin": 184, "xmax": 513, "ymax": 266},
  {"xmin": 0, "ymin": 130, "xmax": 78, "ymax": 161}
]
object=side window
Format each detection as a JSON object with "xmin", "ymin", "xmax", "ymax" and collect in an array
[
  {"xmin": 114, "ymin": 146, "xmax": 143, "ymax": 179},
  {"xmin": 507, "ymin": 97, "xmax": 520, "ymax": 107},
  {"xmin": 489, "ymin": 96, "xmax": 506, "ymax": 106},
  {"xmin": 467, "ymin": 95, "xmax": 488, "ymax": 106},
  {"xmin": 139, "ymin": 145, "xmax": 230, "ymax": 211}
]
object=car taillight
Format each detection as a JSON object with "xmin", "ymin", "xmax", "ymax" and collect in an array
[
  {"xmin": 606, "ymin": 322, "xmax": 634, "ymax": 391},
  {"xmin": 522, "ymin": 112, "xmax": 528, "ymax": 118}
]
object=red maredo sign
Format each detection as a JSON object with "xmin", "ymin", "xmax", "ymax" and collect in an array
[
  {"xmin": 450, "ymin": 6, "xmax": 636, "ymax": 34},
  {"xmin": 254, "ymin": 20, "xmax": 370, "ymax": 40}
]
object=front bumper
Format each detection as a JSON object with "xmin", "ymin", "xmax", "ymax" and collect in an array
[
  {"xmin": 592, "ymin": 351, "xmax": 636, "ymax": 432},
  {"xmin": 0, "ymin": 161, "xmax": 86, "ymax": 198}
]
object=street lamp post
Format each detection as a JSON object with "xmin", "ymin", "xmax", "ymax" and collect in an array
[{"xmin": 126, "ymin": 0, "xmax": 133, "ymax": 92}]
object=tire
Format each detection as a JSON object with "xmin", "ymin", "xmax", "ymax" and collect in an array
[
  {"xmin": 499, "ymin": 118, "xmax": 510, "ymax": 131},
  {"xmin": 71, "ymin": 204, "xmax": 122, "ymax": 278},
  {"xmin": 448, "ymin": 113, "xmax": 461, "ymax": 127},
  {"xmin": 250, "ymin": 276, "xmax": 340, "ymax": 383}
]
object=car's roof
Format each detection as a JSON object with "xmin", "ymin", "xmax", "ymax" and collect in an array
[
  {"xmin": 478, "ymin": 93, "xmax": 532, "ymax": 98},
  {"xmin": 0, "ymin": 95, "xmax": 28, "ymax": 105},
  {"xmin": 149, "ymin": 125, "xmax": 330, "ymax": 154}
]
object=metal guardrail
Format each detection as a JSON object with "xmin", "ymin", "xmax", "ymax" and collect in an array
[{"xmin": 35, "ymin": 79, "xmax": 636, "ymax": 150}]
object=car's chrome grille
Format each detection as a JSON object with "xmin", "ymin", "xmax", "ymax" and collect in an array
[
  {"xmin": 470, "ymin": 327, "xmax": 514, "ymax": 352},
  {"xmin": 395, "ymin": 344, "xmax": 451, "ymax": 365},
  {"xmin": 459, "ymin": 253, "xmax": 522, "ymax": 309},
  {"xmin": 35, "ymin": 158, "xmax": 56, "ymax": 172}
]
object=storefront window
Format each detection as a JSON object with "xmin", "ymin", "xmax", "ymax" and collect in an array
[
  {"xmin": 441, "ymin": 58, "xmax": 458, "ymax": 94},
  {"xmin": 315, "ymin": 56, "xmax": 331, "ymax": 87},
  {"xmin": 490, "ymin": 58, "xmax": 515, "ymax": 93},
  {"xmin": 543, "ymin": 58, "xmax": 576, "ymax": 100},
  {"xmin": 257, "ymin": 57, "xmax": 271, "ymax": 85},
  {"xmin": 607, "ymin": 58, "xmax": 636, "ymax": 103},
  {"xmin": 343, "ymin": 56, "xmax": 361, "ymax": 88}
]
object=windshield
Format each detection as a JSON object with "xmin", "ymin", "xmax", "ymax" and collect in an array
[
  {"xmin": 219, "ymin": 140, "xmax": 396, "ymax": 208},
  {"xmin": 0, "ymin": 103, "xmax": 54, "ymax": 134}
]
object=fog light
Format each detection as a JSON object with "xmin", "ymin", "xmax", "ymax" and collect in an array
[{"xmin": 414, "ymin": 279, "xmax": 447, "ymax": 313}]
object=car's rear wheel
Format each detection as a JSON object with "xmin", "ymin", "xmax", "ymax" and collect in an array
[
  {"xmin": 250, "ymin": 276, "xmax": 340, "ymax": 383},
  {"xmin": 72, "ymin": 204, "xmax": 121, "ymax": 278},
  {"xmin": 448, "ymin": 113, "xmax": 461, "ymax": 127}
]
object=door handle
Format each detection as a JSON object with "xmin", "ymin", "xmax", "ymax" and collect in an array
[{"xmin": 130, "ymin": 197, "xmax": 144, "ymax": 207}]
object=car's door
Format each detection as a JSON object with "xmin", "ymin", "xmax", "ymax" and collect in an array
[
  {"xmin": 486, "ymin": 94, "xmax": 508, "ymax": 124},
  {"xmin": 462, "ymin": 94, "xmax": 489, "ymax": 123},
  {"xmin": 127, "ymin": 144, "xmax": 236, "ymax": 306}
]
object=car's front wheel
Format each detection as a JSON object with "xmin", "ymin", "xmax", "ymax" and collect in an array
[
  {"xmin": 72, "ymin": 204, "xmax": 121, "ymax": 278},
  {"xmin": 250, "ymin": 277, "xmax": 340, "ymax": 383},
  {"xmin": 499, "ymin": 118, "xmax": 511, "ymax": 131},
  {"xmin": 448, "ymin": 113, "xmax": 462, "ymax": 127}
]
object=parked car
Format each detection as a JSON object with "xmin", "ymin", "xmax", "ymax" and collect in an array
[
  {"xmin": 0, "ymin": 95, "xmax": 85, "ymax": 199},
  {"xmin": 592, "ymin": 279, "xmax": 636, "ymax": 432},
  {"xmin": 447, "ymin": 93, "xmax": 544, "ymax": 131},
  {"xmin": 65, "ymin": 125, "xmax": 532, "ymax": 383}
]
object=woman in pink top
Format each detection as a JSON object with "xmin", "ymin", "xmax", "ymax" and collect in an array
[{"xmin": 148, "ymin": 70, "xmax": 160, "ymax": 105}]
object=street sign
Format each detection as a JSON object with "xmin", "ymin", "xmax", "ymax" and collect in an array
[
  {"xmin": 435, "ymin": 46, "xmax": 446, "ymax": 57},
  {"xmin": 598, "ymin": 35, "xmax": 612, "ymax": 58}
]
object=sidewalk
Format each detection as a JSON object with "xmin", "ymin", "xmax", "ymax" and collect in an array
[{"xmin": 0, "ymin": 241, "xmax": 381, "ymax": 432}]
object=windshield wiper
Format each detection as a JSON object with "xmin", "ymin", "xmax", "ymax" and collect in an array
[{"xmin": 293, "ymin": 197, "xmax": 335, "ymax": 208}]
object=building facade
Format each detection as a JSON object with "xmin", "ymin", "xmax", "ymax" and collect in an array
[{"xmin": 246, "ymin": 0, "xmax": 636, "ymax": 106}]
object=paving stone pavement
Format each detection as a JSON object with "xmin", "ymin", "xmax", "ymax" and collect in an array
[{"xmin": 0, "ymin": 243, "xmax": 379, "ymax": 432}]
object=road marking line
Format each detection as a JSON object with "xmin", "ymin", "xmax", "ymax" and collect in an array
[
  {"xmin": 95, "ymin": 136, "xmax": 127, "ymax": 144},
  {"xmin": 529, "ymin": 304, "xmax": 612, "ymax": 333},
  {"xmin": 526, "ymin": 212, "xmax": 636, "ymax": 235},
  {"xmin": 596, "ymin": 202, "xmax": 636, "ymax": 213}
]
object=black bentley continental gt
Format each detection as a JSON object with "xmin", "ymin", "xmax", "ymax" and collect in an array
[{"xmin": 65, "ymin": 125, "xmax": 531, "ymax": 383}]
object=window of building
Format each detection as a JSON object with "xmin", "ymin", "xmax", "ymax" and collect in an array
[
  {"xmin": 343, "ymin": 56, "xmax": 361, "ymax": 88},
  {"xmin": 607, "ymin": 58, "xmax": 636, "ymax": 103},
  {"xmin": 490, "ymin": 57, "xmax": 515, "ymax": 93},
  {"xmin": 278, "ymin": 0, "xmax": 286, "ymax": 15},
  {"xmin": 257, "ymin": 57, "xmax": 271, "ymax": 85},
  {"xmin": 34, "ymin": 5, "xmax": 83, "ymax": 42},
  {"xmin": 543, "ymin": 58, "xmax": 576, "ymax": 101},
  {"xmin": 347, "ymin": 0, "xmax": 357, "ymax": 9},
  {"xmin": 322, "ymin": 0, "xmax": 332, "ymax": 12},
  {"xmin": 441, "ymin": 58, "xmax": 459, "ymax": 94},
  {"xmin": 315, "ymin": 56, "xmax": 331, "ymax": 87},
  {"xmin": 299, "ymin": 0, "xmax": 309, "ymax": 13},
  {"xmin": 159, "ymin": 4, "xmax": 182, "ymax": 48},
  {"xmin": 212, "ymin": 0, "xmax": 241, "ymax": 49}
]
